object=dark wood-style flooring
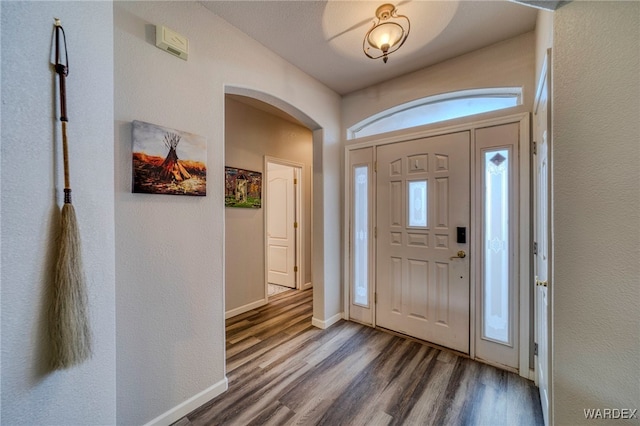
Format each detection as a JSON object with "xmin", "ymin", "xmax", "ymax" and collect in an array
[{"xmin": 175, "ymin": 289, "xmax": 543, "ymax": 426}]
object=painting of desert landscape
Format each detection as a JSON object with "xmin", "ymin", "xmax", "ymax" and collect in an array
[{"xmin": 132, "ymin": 120, "xmax": 207, "ymax": 196}]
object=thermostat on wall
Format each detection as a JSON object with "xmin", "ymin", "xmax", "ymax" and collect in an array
[{"xmin": 155, "ymin": 25, "xmax": 189, "ymax": 60}]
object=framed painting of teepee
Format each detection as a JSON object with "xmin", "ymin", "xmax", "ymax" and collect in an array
[{"xmin": 132, "ymin": 120, "xmax": 207, "ymax": 196}]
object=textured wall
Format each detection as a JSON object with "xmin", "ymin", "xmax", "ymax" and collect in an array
[
  {"xmin": 534, "ymin": 10, "xmax": 553, "ymax": 92},
  {"xmin": 342, "ymin": 31, "xmax": 535, "ymax": 135},
  {"xmin": 114, "ymin": 2, "xmax": 340, "ymax": 424},
  {"xmin": 553, "ymin": 2, "xmax": 640, "ymax": 423},
  {"xmin": 1, "ymin": 2, "xmax": 116, "ymax": 424},
  {"xmin": 225, "ymin": 97, "xmax": 313, "ymax": 313}
]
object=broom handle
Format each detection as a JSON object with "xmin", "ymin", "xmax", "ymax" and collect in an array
[
  {"xmin": 61, "ymin": 122, "xmax": 71, "ymax": 200},
  {"xmin": 55, "ymin": 19, "xmax": 72, "ymax": 203}
]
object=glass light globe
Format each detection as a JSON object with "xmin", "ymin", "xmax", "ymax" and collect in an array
[{"xmin": 368, "ymin": 22, "xmax": 404, "ymax": 52}]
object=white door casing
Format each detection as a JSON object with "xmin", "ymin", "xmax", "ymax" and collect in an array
[
  {"xmin": 344, "ymin": 112, "xmax": 530, "ymax": 373},
  {"xmin": 376, "ymin": 132, "xmax": 470, "ymax": 353},
  {"xmin": 534, "ymin": 49, "xmax": 552, "ymax": 426},
  {"xmin": 267, "ymin": 163, "xmax": 296, "ymax": 288}
]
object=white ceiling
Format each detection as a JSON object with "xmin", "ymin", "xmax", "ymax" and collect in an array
[{"xmin": 201, "ymin": 0, "xmax": 538, "ymax": 95}]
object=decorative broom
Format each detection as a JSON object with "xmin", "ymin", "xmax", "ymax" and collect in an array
[{"xmin": 50, "ymin": 18, "xmax": 92, "ymax": 369}]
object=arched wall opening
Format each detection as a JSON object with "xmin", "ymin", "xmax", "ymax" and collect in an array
[{"xmin": 223, "ymin": 85, "xmax": 326, "ymax": 326}]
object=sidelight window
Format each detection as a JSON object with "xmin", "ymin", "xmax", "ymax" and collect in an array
[
  {"xmin": 482, "ymin": 149, "xmax": 511, "ymax": 344},
  {"xmin": 353, "ymin": 165, "xmax": 369, "ymax": 306}
]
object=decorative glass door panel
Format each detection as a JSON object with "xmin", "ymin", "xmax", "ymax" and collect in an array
[
  {"xmin": 483, "ymin": 149, "xmax": 511, "ymax": 344},
  {"xmin": 348, "ymin": 147, "xmax": 374, "ymax": 325},
  {"xmin": 408, "ymin": 180, "xmax": 428, "ymax": 228},
  {"xmin": 353, "ymin": 165, "xmax": 369, "ymax": 307},
  {"xmin": 474, "ymin": 122, "xmax": 520, "ymax": 370}
]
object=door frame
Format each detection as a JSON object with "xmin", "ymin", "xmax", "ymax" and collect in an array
[
  {"xmin": 343, "ymin": 112, "xmax": 531, "ymax": 378},
  {"xmin": 264, "ymin": 156, "xmax": 304, "ymax": 293},
  {"xmin": 533, "ymin": 48, "xmax": 553, "ymax": 425}
]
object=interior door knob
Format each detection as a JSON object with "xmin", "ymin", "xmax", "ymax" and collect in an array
[{"xmin": 450, "ymin": 250, "xmax": 466, "ymax": 259}]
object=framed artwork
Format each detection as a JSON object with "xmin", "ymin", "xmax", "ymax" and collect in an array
[
  {"xmin": 132, "ymin": 120, "xmax": 207, "ymax": 196},
  {"xmin": 225, "ymin": 167, "xmax": 262, "ymax": 208}
]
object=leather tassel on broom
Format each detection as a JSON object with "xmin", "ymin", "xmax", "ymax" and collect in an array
[{"xmin": 50, "ymin": 18, "xmax": 92, "ymax": 369}]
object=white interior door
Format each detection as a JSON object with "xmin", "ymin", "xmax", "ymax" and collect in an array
[
  {"xmin": 376, "ymin": 132, "xmax": 470, "ymax": 353},
  {"xmin": 267, "ymin": 163, "xmax": 296, "ymax": 288},
  {"xmin": 534, "ymin": 50, "xmax": 552, "ymax": 426}
]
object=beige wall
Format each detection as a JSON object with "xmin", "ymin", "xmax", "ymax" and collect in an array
[
  {"xmin": 342, "ymin": 31, "xmax": 536, "ymax": 137},
  {"xmin": 534, "ymin": 10, "xmax": 553, "ymax": 91},
  {"xmin": 225, "ymin": 96, "xmax": 313, "ymax": 313},
  {"xmin": 1, "ymin": 2, "xmax": 116, "ymax": 424},
  {"xmin": 7, "ymin": 3, "xmax": 637, "ymax": 425},
  {"xmin": 552, "ymin": 2, "xmax": 640, "ymax": 424},
  {"xmin": 114, "ymin": 2, "xmax": 341, "ymax": 424}
]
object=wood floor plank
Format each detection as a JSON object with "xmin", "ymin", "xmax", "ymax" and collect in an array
[
  {"xmin": 225, "ymin": 319, "xmax": 252, "ymax": 334},
  {"xmin": 176, "ymin": 288, "xmax": 543, "ymax": 426},
  {"xmin": 402, "ymin": 358, "xmax": 457, "ymax": 425},
  {"xmin": 280, "ymin": 327, "xmax": 395, "ymax": 424},
  {"xmin": 225, "ymin": 336, "xmax": 262, "ymax": 359},
  {"xmin": 227, "ymin": 302, "xmax": 311, "ymax": 344},
  {"xmin": 226, "ymin": 310, "xmax": 260, "ymax": 326},
  {"xmin": 315, "ymin": 336, "xmax": 421, "ymax": 425},
  {"xmin": 246, "ymin": 401, "xmax": 295, "ymax": 426},
  {"xmin": 227, "ymin": 331, "xmax": 295, "ymax": 371}
]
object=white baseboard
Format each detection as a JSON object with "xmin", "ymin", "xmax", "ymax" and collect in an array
[
  {"xmin": 302, "ymin": 281, "xmax": 313, "ymax": 290},
  {"xmin": 225, "ymin": 298, "xmax": 267, "ymax": 319},
  {"xmin": 143, "ymin": 377, "xmax": 228, "ymax": 426},
  {"xmin": 312, "ymin": 312, "xmax": 342, "ymax": 329}
]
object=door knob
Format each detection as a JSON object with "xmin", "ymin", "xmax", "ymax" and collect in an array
[{"xmin": 450, "ymin": 250, "xmax": 466, "ymax": 260}]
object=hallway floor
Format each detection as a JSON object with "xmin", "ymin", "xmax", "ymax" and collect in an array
[{"xmin": 175, "ymin": 289, "xmax": 543, "ymax": 425}]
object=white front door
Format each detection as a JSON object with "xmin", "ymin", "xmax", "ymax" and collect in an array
[
  {"xmin": 534, "ymin": 50, "xmax": 552, "ymax": 426},
  {"xmin": 376, "ymin": 132, "xmax": 470, "ymax": 353},
  {"xmin": 267, "ymin": 163, "xmax": 296, "ymax": 288}
]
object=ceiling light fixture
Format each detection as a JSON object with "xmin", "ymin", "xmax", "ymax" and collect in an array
[{"xmin": 363, "ymin": 3, "xmax": 410, "ymax": 64}]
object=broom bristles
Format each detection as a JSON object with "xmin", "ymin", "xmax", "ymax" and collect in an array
[{"xmin": 50, "ymin": 202, "xmax": 92, "ymax": 369}]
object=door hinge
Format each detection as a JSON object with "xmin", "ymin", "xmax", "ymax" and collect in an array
[
  {"xmin": 533, "ymin": 241, "xmax": 538, "ymax": 255},
  {"xmin": 374, "ymin": 161, "xmax": 377, "ymax": 173},
  {"xmin": 374, "ymin": 292, "xmax": 377, "ymax": 304},
  {"xmin": 294, "ymin": 222, "xmax": 298, "ymax": 229},
  {"xmin": 294, "ymin": 266, "xmax": 298, "ymax": 272},
  {"xmin": 534, "ymin": 342, "xmax": 538, "ymax": 356},
  {"xmin": 532, "ymin": 141, "xmax": 537, "ymax": 155},
  {"xmin": 294, "ymin": 178, "xmax": 298, "ymax": 185},
  {"xmin": 374, "ymin": 227, "xmax": 377, "ymax": 238}
]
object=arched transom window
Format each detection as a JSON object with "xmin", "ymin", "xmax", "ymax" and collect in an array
[{"xmin": 349, "ymin": 88, "xmax": 522, "ymax": 139}]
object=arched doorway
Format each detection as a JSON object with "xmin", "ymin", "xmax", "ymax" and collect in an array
[{"xmin": 224, "ymin": 84, "xmax": 341, "ymax": 322}]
